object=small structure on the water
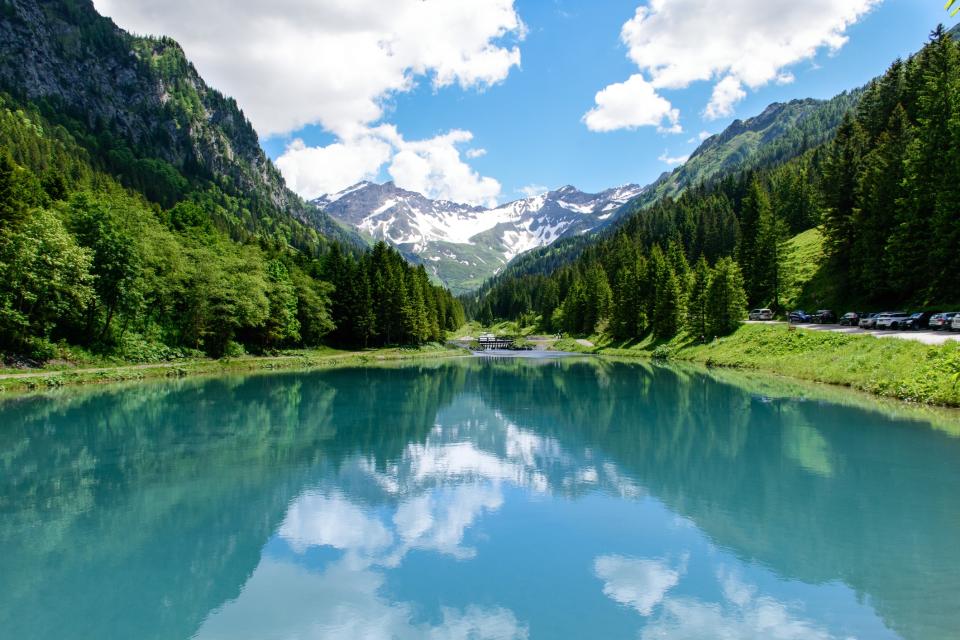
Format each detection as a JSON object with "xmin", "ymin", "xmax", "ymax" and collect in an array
[{"xmin": 477, "ymin": 333, "xmax": 515, "ymax": 350}]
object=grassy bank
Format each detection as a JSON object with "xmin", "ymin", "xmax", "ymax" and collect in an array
[
  {"xmin": 0, "ymin": 344, "xmax": 469, "ymax": 394},
  {"xmin": 583, "ymin": 325, "xmax": 960, "ymax": 408}
]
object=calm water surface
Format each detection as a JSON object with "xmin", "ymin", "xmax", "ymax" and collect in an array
[{"xmin": 1, "ymin": 358, "xmax": 959, "ymax": 640}]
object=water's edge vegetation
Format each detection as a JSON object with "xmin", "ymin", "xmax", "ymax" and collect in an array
[
  {"xmin": 0, "ymin": 344, "xmax": 469, "ymax": 394},
  {"xmin": 558, "ymin": 324, "xmax": 960, "ymax": 408},
  {"xmin": 3, "ymin": 325, "xmax": 960, "ymax": 417}
]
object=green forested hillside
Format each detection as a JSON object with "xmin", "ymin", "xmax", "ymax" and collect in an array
[
  {"xmin": 0, "ymin": 0, "xmax": 463, "ymax": 362},
  {"xmin": 470, "ymin": 82, "xmax": 861, "ymax": 297},
  {"xmin": 467, "ymin": 28, "xmax": 960, "ymax": 341},
  {"xmin": 635, "ymin": 93, "xmax": 860, "ymax": 210}
]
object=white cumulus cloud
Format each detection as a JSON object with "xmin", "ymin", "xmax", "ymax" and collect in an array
[
  {"xmin": 94, "ymin": 0, "xmax": 525, "ymax": 138},
  {"xmin": 518, "ymin": 184, "xmax": 549, "ymax": 198},
  {"xmin": 586, "ymin": 0, "xmax": 880, "ymax": 131},
  {"xmin": 704, "ymin": 76, "xmax": 747, "ymax": 120},
  {"xmin": 94, "ymin": 0, "xmax": 521, "ymax": 206},
  {"xmin": 657, "ymin": 151, "xmax": 689, "ymax": 167},
  {"xmin": 276, "ymin": 137, "xmax": 393, "ymax": 201},
  {"xmin": 278, "ymin": 127, "xmax": 502, "ymax": 206},
  {"xmin": 388, "ymin": 130, "xmax": 502, "ymax": 207},
  {"xmin": 583, "ymin": 74, "xmax": 680, "ymax": 133}
]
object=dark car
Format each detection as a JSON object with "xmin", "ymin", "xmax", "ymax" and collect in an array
[
  {"xmin": 811, "ymin": 310, "xmax": 836, "ymax": 324},
  {"xmin": 897, "ymin": 311, "xmax": 934, "ymax": 330},
  {"xmin": 929, "ymin": 312, "xmax": 960, "ymax": 330},
  {"xmin": 788, "ymin": 310, "xmax": 810, "ymax": 323},
  {"xmin": 839, "ymin": 311, "xmax": 862, "ymax": 326}
]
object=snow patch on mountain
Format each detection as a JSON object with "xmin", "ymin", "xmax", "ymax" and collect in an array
[{"xmin": 312, "ymin": 181, "xmax": 645, "ymax": 292}]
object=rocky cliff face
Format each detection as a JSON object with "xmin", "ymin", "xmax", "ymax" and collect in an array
[{"xmin": 0, "ymin": 0, "xmax": 355, "ymax": 246}]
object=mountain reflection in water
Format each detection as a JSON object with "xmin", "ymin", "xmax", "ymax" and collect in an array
[{"xmin": 1, "ymin": 358, "xmax": 958, "ymax": 640}]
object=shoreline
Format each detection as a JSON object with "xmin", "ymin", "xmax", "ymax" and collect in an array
[
  {"xmin": 559, "ymin": 324, "xmax": 960, "ymax": 409},
  {"xmin": 0, "ymin": 346, "xmax": 471, "ymax": 395},
  {"xmin": 3, "ymin": 327, "xmax": 959, "ymax": 416}
]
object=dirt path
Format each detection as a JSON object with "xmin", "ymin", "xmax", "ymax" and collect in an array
[
  {"xmin": 745, "ymin": 321, "xmax": 960, "ymax": 345},
  {"xmin": 575, "ymin": 339, "xmax": 596, "ymax": 348}
]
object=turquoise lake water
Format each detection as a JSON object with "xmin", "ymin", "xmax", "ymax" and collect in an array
[{"xmin": 1, "ymin": 357, "xmax": 959, "ymax": 639}]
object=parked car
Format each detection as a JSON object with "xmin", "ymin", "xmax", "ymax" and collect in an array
[
  {"xmin": 875, "ymin": 312, "xmax": 909, "ymax": 329},
  {"xmin": 952, "ymin": 314, "xmax": 960, "ymax": 332},
  {"xmin": 839, "ymin": 311, "xmax": 862, "ymax": 326},
  {"xmin": 929, "ymin": 312, "xmax": 960, "ymax": 330},
  {"xmin": 897, "ymin": 311, "xmax": 934, "ymax": 330},
  {"xmin": 748, "ymin": 308, "xmax": 774, "ymax": 321},
  {"xmin": 811, "ymin": 310, "xmax": 836, "ymax": 324},
  {"xmin": 788, "ymin": 310, "xmax": 810, "ymax": 323},
  {"xmin": 858, "ymin": 312, "xmax": 879, "ymax": 329}
]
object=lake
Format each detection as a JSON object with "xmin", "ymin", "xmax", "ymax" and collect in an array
[{"xmin": 1, "ymin": 357, "xmax": 959, "ymax": 640}]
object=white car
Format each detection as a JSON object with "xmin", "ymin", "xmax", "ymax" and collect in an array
[
  {"xmin": 874, "ymin": 312, "xmax": 909, "ymax": 329},
  {"xmin": 748, "ymin": 308, "xmax": 774, "ymax": 321},
  {"xmin": 952, "ymin": 314, "xmax": 960, "ymax": 332}
]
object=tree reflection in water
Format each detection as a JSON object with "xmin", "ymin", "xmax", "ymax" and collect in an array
[{"xmin": 1, "ymin": 358, "xmax": 958, "ymax": 639}]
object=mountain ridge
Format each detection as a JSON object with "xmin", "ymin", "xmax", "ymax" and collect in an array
[
  {"xmin": 464, "ymin": 90, "xmax": 863, "ymax": 296},
  {"xmin": 313, "ymin": 180, "xmax": 645, "ymax": 293},
  {"xmin": 634, "ymin": 93, "xmax": 861, "ymax": 211}
]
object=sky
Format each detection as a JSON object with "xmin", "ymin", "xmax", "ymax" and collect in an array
[{"xmin": 94, "ymin": 0, "xmax": 950, "ymax": 207}]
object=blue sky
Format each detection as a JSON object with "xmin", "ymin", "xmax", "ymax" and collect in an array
[{"xmin": 97, "ymin": 0, "xmax": 950, "ymax": 205}]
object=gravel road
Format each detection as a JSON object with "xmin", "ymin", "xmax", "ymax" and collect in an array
[{"xmin": 746, "ymin": 321, "xmax": 960, "ymax": 345}]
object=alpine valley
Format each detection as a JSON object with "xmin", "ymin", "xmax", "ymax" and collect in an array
[{"xmin": 312, "ymin": 181, "xmax": 645, "ymax": 293}]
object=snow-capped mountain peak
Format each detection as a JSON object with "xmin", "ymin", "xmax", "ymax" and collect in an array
[{"xmin": 311, "ymin": 181, "xmax": 644, "ymax": 293}]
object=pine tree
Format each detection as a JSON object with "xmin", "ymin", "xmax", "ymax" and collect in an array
[
  {"xmin": 537, "ymin": 279, "xmax": 560, "ymax": 332},
  {"xmin": 612, "ymin": 265, "xmax": 639, "ymax": 339},
  {"xmin": 649, "ymin": 246, "xmax": 682, "ymax": 339},
  {"xmin": 706, "ymin": 258, "xmax": 748, "ymax": 337},
  {"xmin": 686, "ymin": 256, "xmax": 711, "ymax": 340},
  {"xmin": 583, "ymin": 263, "xmax": 613, "ymax": 333},
  {"xmin": 854, "ymin": 105, "xmax": 911, "ymax": 300},
  {"xmin": 736, "ymin": 178, "xmax": 769, "ymax": 303},
  {"xmin": 821, "ymin": 113, "xmax": 867, "ymax": 293}
]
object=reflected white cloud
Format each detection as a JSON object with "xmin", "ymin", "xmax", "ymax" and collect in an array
[
  {"xmin": 278, "ymin": 396, "xmax": 649, "ymax": 571},
  {"xmin": 391, "ymin": 484, "xmax": 504, "ymax": 562},
  {"xmin": 634, "ymin": 568, "xmax": 838, "ymax": 640},
  {"xmin": 405, "ymin": 440, "xmax": 550, "ymax": 493},
  {"xmin": 194, "ymin": 557, "xmax": 528, "ymax": 640},
  {"xmin": 279, "ymin": 483, "xmax": 502, "ymax": 569},
  {"xmin": 594, "ymin": 555, "xmax": 684, "ymax": 616},
  {"xmin": 265, "ymin": 393, "xmax": 659, "ymax": 640},
  {"xmin": 427, "ymin": 606, "xmax": 529, "ymax": 640},
  {"xmin": 593, "ymin": 554, "xmax": 841, "ymax": 639},
  {"xmin": 373, "ymin": 400, "xmax": 642, "ymax": 500},
  {"xmin": 279, "ymin": 493, "xmax": 392, "ymax": 556}
]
